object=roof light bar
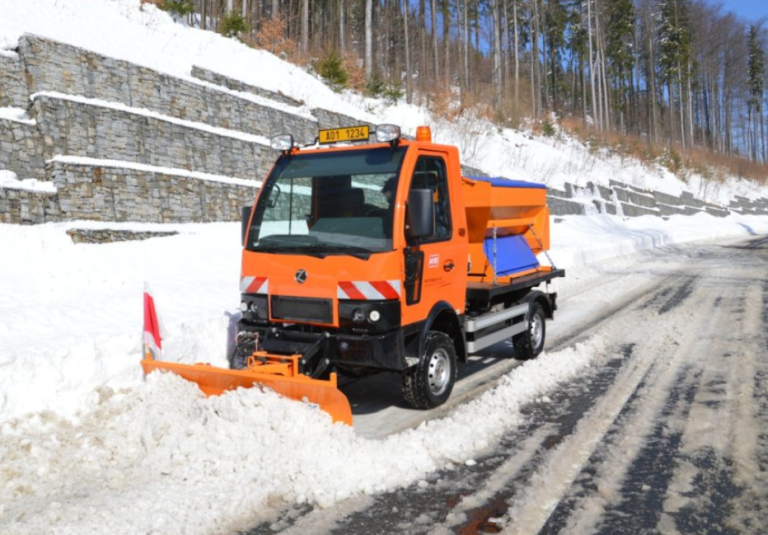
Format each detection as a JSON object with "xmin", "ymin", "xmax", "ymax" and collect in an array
[
  {"xmin": 375, "ymin": 124, "xmax": 401, "ymax": 143},
  {"xmin": 270, "ymin": 134, "xmax": 294, "ymax": 152}
]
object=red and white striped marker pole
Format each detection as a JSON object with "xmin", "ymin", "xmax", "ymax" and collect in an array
[{"xmin": 143, "ymin": 282, "xmax": 166, "ymax": 361}]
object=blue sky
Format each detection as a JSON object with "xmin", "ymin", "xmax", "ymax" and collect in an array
[{"xmin": 719, "ymin": 1, "xmax": 768, "ymax": 23}]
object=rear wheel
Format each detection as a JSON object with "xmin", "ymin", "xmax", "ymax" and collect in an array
[
  {"xmin": 403, "ymin": 331, "xmax": 457, "ymax": 409},
  {"xmin": 513, "ymin": 302, "xmax": 546, "ymax": 360}
]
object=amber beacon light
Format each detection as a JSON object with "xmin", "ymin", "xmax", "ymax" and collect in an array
[{"xmin": 416, "ymin": 125, "xmax": 432, "ymax": 142}]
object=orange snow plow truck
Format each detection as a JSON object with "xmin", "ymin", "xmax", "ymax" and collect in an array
[{"xmin": 142, "ymin": 125, "xmax": 564, "ymax": 426}]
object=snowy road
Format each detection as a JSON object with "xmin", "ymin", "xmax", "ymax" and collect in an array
[{"xmin": 248, "ymin": 234, "xmax": 768, "ymax": 534}]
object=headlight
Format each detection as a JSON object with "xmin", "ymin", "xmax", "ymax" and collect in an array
[
  {"xmin": 376, "ymin": 124, "xmax": 401, "ymax": 143},
  {"xmin": 368, "ymin": 310, "xmax": 381, "ymax": 323},
  {"xmin": 352, "ymin": 309, "xmax": 366, "ymax": 323},
  {"xmin": 249, "ymin": 302, "xmax": 259, "ymax": 313},
  {"xmin": 240, "ymin": 301, "xmax": 248, "ymax": 312}
]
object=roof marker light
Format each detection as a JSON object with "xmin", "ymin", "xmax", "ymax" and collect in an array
[
  {"xmin": 270, "ymin": 134, "xmax": 294, "ymax": 151},
  {"xmin": 376, "ymin": 124, "xmax": 401, "ymax": 143},
  {"xmin": 416, "ymin": 126, "xmax": 432, "ymax": 142}
]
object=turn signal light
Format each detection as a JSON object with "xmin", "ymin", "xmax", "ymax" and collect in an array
[{"xmin": 416, "ymin": 126, "xmax": 432, "ymax": 142}]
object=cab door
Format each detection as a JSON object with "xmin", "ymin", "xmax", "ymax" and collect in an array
[{"xmin": 400, "ymin": 150, "xmax": 468, "ymax": 327}]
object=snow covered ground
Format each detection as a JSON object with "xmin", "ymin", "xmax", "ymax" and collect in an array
[
  {"xmin": 1, "ymin": 213, "xmax": 767, "ymax": 533},
  {"xmin": 2, "ymin": 0, "xmax": 768, "ymax": 532}
]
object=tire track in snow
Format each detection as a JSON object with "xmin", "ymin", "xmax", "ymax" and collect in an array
[{"xmin": 491, "ymin": 274, "xmax": 707, "ymax": 535}]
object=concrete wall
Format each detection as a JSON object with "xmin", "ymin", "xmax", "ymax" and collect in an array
[
  {"xmin": 33, "ymin": 95, "xmax": 273, "ymax": 181},
  {"xmin": 50, "ymin": 160, "xmax": 258, "ymax": 223},
  {"xmin": 0, "ymin": 118, "xmax": 45, "ymax": 180},
  {"xmin": 19, "ymin": 34, "xmax": 318, "ymax": 143}
]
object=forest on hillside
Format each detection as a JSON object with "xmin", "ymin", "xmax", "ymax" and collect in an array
[{"xmin": 150, "ymin": 0, "xmax": 768, "ymax": 173}]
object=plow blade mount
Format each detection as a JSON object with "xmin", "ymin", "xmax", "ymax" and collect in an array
[{"xmin": 141, "ymin": 356, "xmax": 353, "ymax": 426}]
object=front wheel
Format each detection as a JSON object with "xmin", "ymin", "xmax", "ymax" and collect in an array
[
  {"xmin": 402, "ymin": 331, "xmax": 457, "ymax": 409},
  {"xmin": 513, "ymin": 302, "xmax": 546, "ymax": 360}
]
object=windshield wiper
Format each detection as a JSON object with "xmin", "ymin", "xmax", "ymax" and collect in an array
[
  {"xmin": 251, "ymin": 242, "xmax": 372, "ymax": 260},
  {"xmin": 316, "ymin": 244, "xmax": 372, "ymax": 259}
]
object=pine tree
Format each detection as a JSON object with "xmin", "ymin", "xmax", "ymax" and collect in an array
[
  {"xmin": 747, "ymin": 24, "xmax": 765, "ymax": 161},
  {"xmin": 605, "ymin": 0, "xmax": 635, "ymax": 132},
  {"xmin": 658, "ymin": 0, "xmax": 692, "ymax": 145}
]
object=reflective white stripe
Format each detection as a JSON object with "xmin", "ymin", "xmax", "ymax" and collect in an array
[
  {"xmin": 240, "ymin": 277, "xmax": 268, "ymax": 294},
  {"xmin": 337, "ymin": 280, "xmax": 402, "ymax": 300},
  {"xmin": 354, "ymin": 281, "xmax": 385, "ymax": 300},
  {"xmin": 386, "ymin": 280, "xmax": 401, "ymax": 296},
  {"xmin": 240, "ymin": 276, "xmax": 255, "ymax": 293},
  {"xmin": 256, "ymin": 279, "xmax": 269, "ymax": 294}
]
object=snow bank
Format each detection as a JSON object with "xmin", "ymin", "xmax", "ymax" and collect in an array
[
  {"xmin": 0, "ymin": 107, "xmax": 36, "ymax": 125},
  {"xmin": 0, "ymin": 338, "xmax": 606, "ymax": 534},
  {"xmin": 0, "ymin": 170, "xmax": 56, "ymax": 192}
]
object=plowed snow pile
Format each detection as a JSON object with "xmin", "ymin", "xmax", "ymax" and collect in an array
[{"xmin": 0, "ymin": 340, "xmax": 604, "ymax": 534}]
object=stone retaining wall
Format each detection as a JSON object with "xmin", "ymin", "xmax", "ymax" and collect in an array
[
  {"xmin": 191, "ymin": 66, "xmax": 302, "ymax": 108},
  {"xmin": 33, "ymin": 95, "xmax": 273, "ymax": 181},
  {"xmin": 0, "ymin": 53, "xmax": 28, "ymax": 108},
  {"xmin": 50, "ymin": 161, "xmax": 258, "ymax": 223},
  {"xmin": 0, "ymin": 118, "xmax": 45, "ymax": 180},
  {"xmin": 0, "ymin": 187, "xmax": 59, "ymax": 224},
  {"xmin": 66, "ymin": 228, "xmax": 178, "ymax": 244},
  {"xmin": 19, "ymin": 35, "xmax": 317, "ymax": 143}
]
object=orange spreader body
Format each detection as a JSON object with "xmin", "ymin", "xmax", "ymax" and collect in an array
[{"xmin": 141, "ymin": 353, "xmax": 353, "ymax": 426}]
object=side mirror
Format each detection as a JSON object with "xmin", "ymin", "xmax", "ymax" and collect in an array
[
  {"xmin": 407, "ymin": 189, "xmax": 434, "ymax": 240},
  {"xmin": 241, "ymin": 206, "xmax": 252, "ymax": 244}
]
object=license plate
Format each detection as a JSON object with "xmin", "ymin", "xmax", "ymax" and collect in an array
[{"xmin": 318, "ymin": 125, "xmax": 370, "ymax": 144}]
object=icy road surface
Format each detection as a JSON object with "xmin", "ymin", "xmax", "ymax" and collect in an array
[{"xmin": 247, "ymin": 234, "xmax": 768, "ymax": 534}]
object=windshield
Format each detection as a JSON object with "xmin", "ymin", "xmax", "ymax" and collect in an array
[{"xmin": 246, "ymin": 147, "xmax": 406, "ymax": 256}]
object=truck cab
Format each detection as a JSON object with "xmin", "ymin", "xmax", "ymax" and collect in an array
[{"xmin": 236, "ymin": 125, "xmax": 563, "ymax": 410}]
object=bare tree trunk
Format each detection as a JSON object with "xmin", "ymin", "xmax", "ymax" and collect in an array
[
  {"xmin": 513, "ymin": 0, "xmax": 519, "ymax": 112},
  {"xmin": 464, "ymin": 0, "xmax": 470, "ymax": 91},
  {"xmin": 226, "ymin": 0, "xmax": 233, "ymax": 14},
  {"xmin": 431, "ymin": 0, "xmax": 440, "ymax": 82},
  {"xmin": 443, "ymin": 0, "xmax": 450, "ymax": 86},
  {"xmin": 587, "ymin": 0, "xmax": 598, "ymax": 129},
  {"xmin": 365, "ymin": 0, "xmax": 373, "ymax": 79},
  {"xmin": 339, "ymin": 0, "xmax": 345, "ymax": 52},
  {"xmin": 404, "ymin": 0, "xmax": 412, "ymax": 103},
  {"xmin": 272, "ymin": 0, "xmax": 279, "ymax": 19},
  {"xmin": 491, "ymin": 0, "xmax": 502, "ymax": 110},
  {"xmin": 502, "ymin": 0, "xmax": 510, "ymax": 95},
  {"xmin": 201, "ymin": 0, "xmax": 207, "ymax": 29},
  {"xmin": 301, "ymin": 0, "xmax": 309, "ymax": 53}
]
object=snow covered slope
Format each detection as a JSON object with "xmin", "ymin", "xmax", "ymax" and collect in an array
[{"xmin": 2, "ymin": 0, "xmax": 767, "ymax": 204}]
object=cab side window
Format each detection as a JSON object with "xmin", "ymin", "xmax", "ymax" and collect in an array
[{"xmin": 408, "ymin": 157, "xmax": 451, "ymax": 243}]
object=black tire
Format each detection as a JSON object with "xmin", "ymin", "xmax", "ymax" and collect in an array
[
  {"xmin": 402, "ymin": 331, "xmax": 457, "ymax": 409},
  {"xmin": 512, "ymin": 302, "xmax": 546, "ymax": 360}
]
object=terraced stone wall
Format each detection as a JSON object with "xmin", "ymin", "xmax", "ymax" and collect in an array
[
  {"xmin": 0, "ymin": 53, "xmax": 28, "ymax": 108},
  {"xmin": 0, "ymin": 187, "xmax": 58, "ymax": 224},
  {"xmin": 50, "ymin": 161, "xmax": 258, "ymax": 223},
  {"xmin": 19, "ymin": 34, "xmax": 318, "ymax": 143},
  {"xmin": 0, "ymin": 118, "xmax": 45, "ymax": 180},
  {"xmin": 33, "ymin": 95, "xmax": 273, "ymax": 181}
]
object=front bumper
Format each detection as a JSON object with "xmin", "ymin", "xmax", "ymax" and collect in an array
[{"xmin": 238, "ymin": 322, "xmax": 405, "ymax": 372}]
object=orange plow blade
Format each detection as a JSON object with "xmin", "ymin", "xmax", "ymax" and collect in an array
[{"xmin": 141, "ymin": 358, "xmax": 353, "ymax": 426}]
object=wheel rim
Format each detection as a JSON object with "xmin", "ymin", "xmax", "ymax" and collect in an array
[
  {"xmin": 428, "ymin": 348, "xmax": 451, "ymax": 396},
  {"xmin": 531, "ymin": 312, "xmax": 544, "ymax": 349}
]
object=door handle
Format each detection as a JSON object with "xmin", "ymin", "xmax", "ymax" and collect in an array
[{"xmin": 443, "ymin": 260, "xmax": 455, "ymax": 272}]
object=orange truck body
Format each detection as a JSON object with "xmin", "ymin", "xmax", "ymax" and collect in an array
[{"xmin": 142, "ymin": 127, "xmax": 564, "ymax": 426}]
